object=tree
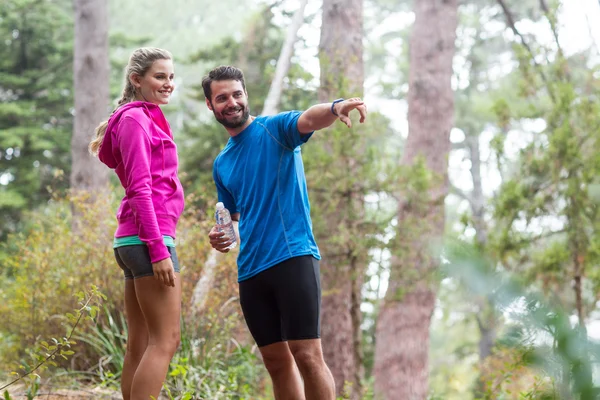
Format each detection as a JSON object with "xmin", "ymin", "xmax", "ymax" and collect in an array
[
  {"xmin": 70, "ymin": 0, "xmax": 109, "ymax": 193},
  {"xmin": 489, "ymin": 1, "xmax": 600, "ymax": 395},
  {"xmin": 0, "ymin": 0, "xmax": 74, "ymax": 243},
  {"xmin": 315, "ymin": 0, "xmax": 365, "ymax": 397},
  {"xmin": 373, "ymin": 0, "xmax": 458, "ymax": 398}
]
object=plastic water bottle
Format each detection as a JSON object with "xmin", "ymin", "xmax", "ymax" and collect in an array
[{"xmin": 215, "ymin": 202, "xmax": 237, "ymax": 250}]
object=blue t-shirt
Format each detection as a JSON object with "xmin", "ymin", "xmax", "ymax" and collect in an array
[{"xmin": 213, "ymin": 111, "xmax": 321, "ymax": 282}]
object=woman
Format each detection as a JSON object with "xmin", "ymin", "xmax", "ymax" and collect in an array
[{"xmin": 89, "ymin": 47, "xmax": 184, "ymax": 400}]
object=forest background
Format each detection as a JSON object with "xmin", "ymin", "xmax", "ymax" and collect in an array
[{"xmin": 1, "ymin": 0, "xmax": 600, "ymax": 399}]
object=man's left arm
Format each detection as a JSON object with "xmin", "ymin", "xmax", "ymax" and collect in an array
[{"xmin": 297, "ymin": 98, "xmax": 367, "ymax": 134}]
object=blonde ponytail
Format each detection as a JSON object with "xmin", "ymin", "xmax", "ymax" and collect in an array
[
  {"xmin": 89, "ymin": 81, "xmax": 138, "ymax": 156},
  {"xmin": 89, "ymin": 121, "xmax": 108, "ymax": 156}
]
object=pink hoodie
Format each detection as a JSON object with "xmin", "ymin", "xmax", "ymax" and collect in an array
[{"xmin": 98, "ymin": 101, "xmax": 185, "ymax": 263}]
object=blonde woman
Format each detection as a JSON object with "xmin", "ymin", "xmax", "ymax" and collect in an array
[{"xmin": 89, "ymin": 47, "xmax": 184, "ymax": 400}]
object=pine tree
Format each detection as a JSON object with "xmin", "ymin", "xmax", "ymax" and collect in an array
[{"xmin": 0, "ymin": 0, "xmax": 74, "ymax": 240}]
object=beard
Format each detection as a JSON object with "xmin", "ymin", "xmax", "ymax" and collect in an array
[{"xmin": 215, "ymin": 105, "xmax": 250, "ymax": 129}]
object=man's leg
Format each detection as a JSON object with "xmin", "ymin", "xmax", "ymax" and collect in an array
[
  {"xmin": 239, "ymin": 268, "xmax": 305, "ymax": 400},
  {"xmin": 288, "ymin": 339, "xmax": 335, "ymax": 400},
  {"xmin": 259, "ymin": 342, "xmax": 305, "ymax": 400},
  {"xmin": 274, "ymin": 256, "xmax": 335, "ymax": 400}
]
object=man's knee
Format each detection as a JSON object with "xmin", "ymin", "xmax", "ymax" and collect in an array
[
  {"xmin": 289, "ymin": 343, "xmax": 323, "ymax": 372},
  {"xmin": 261, "ymin": 346, "xmax": 295, "ymax": 376}
]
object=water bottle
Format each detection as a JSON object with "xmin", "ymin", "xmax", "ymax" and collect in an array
[{"xmin": 215, "ymin": 202, "xmax": 237, "ymax": 250}]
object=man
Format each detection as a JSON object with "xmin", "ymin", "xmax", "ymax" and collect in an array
[{"xmin": 205, "ymin": 65, "xmax": 367, "ymax": 400}]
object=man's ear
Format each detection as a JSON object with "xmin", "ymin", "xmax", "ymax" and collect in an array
[{"xmin": 205, "ymin": 97, "xmax": 213, "ymax": 111}]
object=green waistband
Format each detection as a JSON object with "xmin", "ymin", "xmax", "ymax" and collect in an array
[{"xmin": 113, "ymin": 235, "xmax": 175, "ymax": 248}]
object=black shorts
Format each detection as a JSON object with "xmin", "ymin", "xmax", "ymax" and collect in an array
[
  {"xmin": 114, "ymin": 245, "xmax": 180, "ymax": 280},
  {"xmin": 239, "ymin": 255, "xmax": 321, "ymax": 347}
]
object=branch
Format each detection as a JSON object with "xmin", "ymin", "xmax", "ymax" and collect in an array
[
  {"xmin": 539, "ymin": 0, "xmax": 573, "ymax": 83},
  {"xmin": 450, "ymin": 183, "xmax": 472, "ymax": 204},
  {"xmin": 451, "ymin": 141, "xmax": 467, "ymax": 151},
  {"xmin": 515, "ymin": 228, "xmax": 567, "ymax": 247},
  {"xmin": 538, "ymin": 0, "xmax": 562, "ymax": 55},
  {"xmin": 262, "ymin": 0, "xmax": 308, "ymax": 115},
  {"xmin": 495, "ymin": 0, "xmax": 555, "ymax": 103},
  {"xmin": 585, "ymin": 3, "xmax": 600, "ymax": 55},
  {"xmin": 0, "ymin": 292, "xmax": 100, "ymax": 391}
]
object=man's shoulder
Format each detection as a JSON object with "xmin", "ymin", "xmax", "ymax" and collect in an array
[
  {"xmin": 253, "ymin": 112, "xmax": 301, "ymax": 135},
  {"xmin": 256, "ymin": 110, "xmax": 301, "ymax": 123}
]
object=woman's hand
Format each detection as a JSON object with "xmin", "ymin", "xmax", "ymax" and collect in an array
[{"xmin": 152, "ymin": 257, "xmax": 176, "ymax": 287}]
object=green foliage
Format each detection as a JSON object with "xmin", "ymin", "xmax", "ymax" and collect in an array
[
  {"xmin": 76, "ymin": 306, "xmax": 268, "ymax": 399},
  {"xmin": 73, "ymin": 306, "xmax": 127, "ymax": 387},
  {"xmin": 0, "ymin": 188, "xmax": 261, "ymax": 396},
  {"xmin": 305, "ymin": 111, "xmax": 396, "ymax": 263},
  {"xmin": 490, "ymin": 45, "xmax": 600, "ymax": 308},
  {"xmin": 444, "ymin": 240, "xmax": 600, "ymax": 399},
  {"xmin": 0, "ymin": 0, "xmax": 74, "ymax": 241},
  {"xmin": 162, "ymin": 311, "xmax": 267, "ymax": 399},
  {"xmin": 1, "ymin": 285, "xmax": 105, "ymax": 398},
  {"xmin": 0, "ymin": 193, "xmax": 122, "ymax": 372}
]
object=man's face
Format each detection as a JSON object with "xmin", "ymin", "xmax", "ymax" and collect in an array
[{"xmin": 206, "ymin": 80, "xmax": 250, "ymax": 129}]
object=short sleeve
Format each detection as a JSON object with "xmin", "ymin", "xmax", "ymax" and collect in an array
[{"xmin": 269, "ymin": 111, "xmax": 314, "ymax": 150}]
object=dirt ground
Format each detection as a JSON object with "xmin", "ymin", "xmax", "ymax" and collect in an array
[{"xmin": 1, "ymin": 384, "xmax": 121, "ymax": 399}]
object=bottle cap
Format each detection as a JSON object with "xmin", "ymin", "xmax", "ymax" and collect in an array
[{"xmin": 216, "ymin": 202, "xmax": 224, "ymax": 210}]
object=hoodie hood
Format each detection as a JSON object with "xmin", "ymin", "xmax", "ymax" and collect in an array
[{"xmin": 98, "ymin": 101, "xmax": 167, "ymax": 169}]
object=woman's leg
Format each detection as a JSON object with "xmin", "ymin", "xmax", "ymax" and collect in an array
[
  {"xmin": 129, "ymin": 273, "xmax": 181, "ymax": 400},
  {"xmin": 121, "ymin": 279, "xmax": 149, "ymax": 400}
]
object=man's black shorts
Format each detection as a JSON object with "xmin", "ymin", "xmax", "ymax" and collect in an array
[{"xmin": 238, "ymin": 255, "xmax": 321, "ymax": 347}]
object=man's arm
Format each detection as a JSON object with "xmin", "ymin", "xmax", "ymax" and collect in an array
[{"xmin": 297, "ymin": 98, "xmax": 367, "ymax": 134}]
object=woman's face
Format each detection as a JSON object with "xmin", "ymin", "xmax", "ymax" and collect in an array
[{"xmin": 132, "ymin": 59, "xmax": 175, "ymax": 105}]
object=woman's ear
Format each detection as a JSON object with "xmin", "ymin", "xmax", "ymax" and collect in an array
[{"xmin": 129, "ymin": 73, "xmax": 141, "ymax": 88}]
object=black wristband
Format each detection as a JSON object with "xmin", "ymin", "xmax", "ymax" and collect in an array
[{"xmin": 331, "ymin": 98, "xmax": 344, "ymax": 116}]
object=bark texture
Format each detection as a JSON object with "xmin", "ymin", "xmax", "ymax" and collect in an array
[
  {"xmin": 373, "ymin": 0, "xmax": 458, "ymax": 398},
  {"xmin": 317, "ymin": 0, "xmax": 364, "ymax": 398},
  {"xmin": 71, "ymin": 0, "xmax": 109, "ymax": 192}
]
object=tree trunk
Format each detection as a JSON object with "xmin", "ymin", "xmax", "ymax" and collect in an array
[
  {"xmin": 317, "ymin": 0, "xmax": 364, "ymax": 398},
  {"xmin": 467, "ymin": 134, "xmax": 487, "ymax": 247},
  {"xmin": 71, "ymin": 0, "xmax": 109, "ymax": 193},
  {"xmin": 467, "ymin": 132, "xmax": 498, "ymax": 394},
  {"xmin": 262, "ymin": 0, "xmax": 308, "ymax": 116},
  {"xmin": 318, "ymin": 0, "xmax": 364, "ymax": 102},
  {"xmin": 189, "ymin": 250, "xmax": 220, "ymax": 318},
  {"xmin": 373, "ymin": 0, "xmax": 457, "ymax": 399}
]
